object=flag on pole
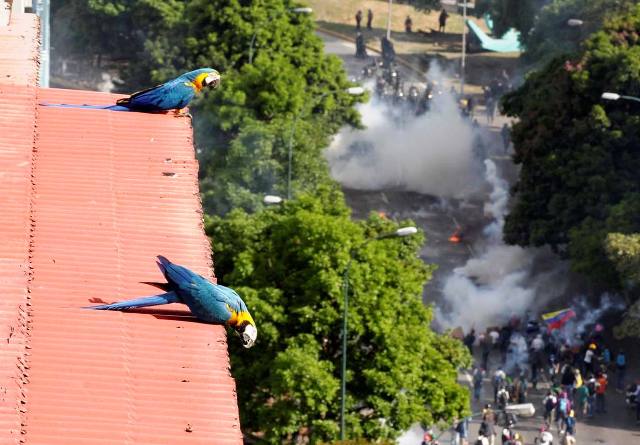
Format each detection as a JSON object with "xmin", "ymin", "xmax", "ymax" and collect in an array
[{"xmin": 541, "ymin": 308, "xmax": 576, "ymax": 331}]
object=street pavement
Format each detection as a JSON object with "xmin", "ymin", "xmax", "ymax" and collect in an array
[{"xmin": 456, "ymin": 350, "xmax": 640, "ymax": 445}]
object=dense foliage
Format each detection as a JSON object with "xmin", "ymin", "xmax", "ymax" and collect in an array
[
  {"xmin": 523, "ymin": 0, "xmax": 633, "ymax": 64},
  {"xmin": 52, "ymin": 0, "xmax": 364, "ymax": 215},
  {"xmin": 502, "ymin": 4, "xmax": 640, "ymax": 289},
  {"xmin": 207, "ymin": 189, "xmax": 470, "ymax": 443}
]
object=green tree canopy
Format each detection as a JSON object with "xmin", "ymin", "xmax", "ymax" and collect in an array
[
  {"xmin": 502, "ymin": 4, "xmax": 640, "ymax": 287},
  {"xmin": 522, "ymin": 0, "xmax": 633, "ymax": 64},
  {"xmin": 206, "ymin": 188, "xmax": 470, "ymax": 443},
  {"xmin": 52, "ymin": 0, "xmax": 365, "ymax": 215}
]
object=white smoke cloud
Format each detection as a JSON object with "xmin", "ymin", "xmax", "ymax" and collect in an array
[
  {"xmin": 325, "ymin": 66, "xmax": 483, "ymax": 199},
  {"xmin": 436, "ymin": 160, "xmax": 571, "ymax": 331}
]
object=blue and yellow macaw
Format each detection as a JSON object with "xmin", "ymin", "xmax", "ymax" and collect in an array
[
  {"xmin": 115, "ymin": 68, "xmax": 220, "ymax": 112},
  {"xmin": 87, "ymin": 255, "xmax": 257, "ymax": 348},
  {"xmin": 41, "ymin": 68, "xmax": 220, "ymax": 113}
]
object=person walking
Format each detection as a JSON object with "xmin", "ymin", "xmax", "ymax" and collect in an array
[
  {"xmin": 367, "ymin": 8, "xmax": 373, "ymax": 29},
  {"xmin": 555, "ymin": 392, "xmax": 571, "ymax": 433},
  {"xmin": 355, "ymin": 10, "xmax": 363, "ymax": 30},
  {"xmin": 595, "ymin": 372, "xmax": 608, "ymax": 413},
  {"xmin": 473, "ymin": 366, "xmax": 484, "ymax": 401},
  {"xmin": 456, "ymin": 418, "xmax": 470, "ymax": 445},
  {"xmin": 563, "ymin": 410, "xmax": 577, "ymax": 445},
  {"xmin": 543, "ymin": 391, "xmax": 557, "ymax": 424},
  {"xmin": 585, "ymin": 374, "xmax": 596, "ymax": 417},
  {"xmin": 615, "ymin": 349, "xmax": 626, "ymax": 391},
  {"xmin": 493, "ymin": 367, "xmax": 506, "ymax": 403},
  {"xmin": 575, "ymin": 379, "xmax": 589, "ymax": 417},
  {"xmin": 583, "ymin": 343, "xmax": 596, "ymax": 376}
]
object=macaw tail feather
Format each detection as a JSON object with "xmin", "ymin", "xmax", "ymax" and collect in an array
[
  {"xmin": 140, "ymin": 281, "xmax": 171, "ymax": 291},
  {"xmin": 39, "ymin": 103, "xmax": 131, "ymax": 111},
  {"xmin": 85, "ymin": 291, "xmax": 179, "ymax": 310}
]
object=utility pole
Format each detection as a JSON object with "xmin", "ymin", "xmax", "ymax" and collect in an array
[
  {"xmin": 386, "ymin": 0, "xmax": 393, "ymax": 39},
  {"xmin": 460, "ymin": 1, "xmax": 467, "ymax": 96},
  {"xmin": 34, "ymin": 0, "xmax": 50, "ymax": 87}
]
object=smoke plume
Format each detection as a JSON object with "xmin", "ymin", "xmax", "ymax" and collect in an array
[
  {"xmin": 326, "ymin": 66, "xmax": 483, "ymax": 199},
  {"xmin": 436, "ymin": 160, "xmax": 570, "ymax": 331}
]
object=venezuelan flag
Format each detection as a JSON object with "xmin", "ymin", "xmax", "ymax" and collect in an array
[{"xmin": 541, "ymin": 308, "xmax": 576, "ymax": 331}]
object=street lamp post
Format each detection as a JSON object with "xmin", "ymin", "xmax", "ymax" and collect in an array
[
  {"xmin": 249, "ymin": 7, "xmax": 313, "ymax": 64},
  {"xmin": 339, "ymin": 226, "xmax": 418, "ymax": 441},
  {"xmin": 286, "ymin": 87, "xmax": 365, "ymax": 200},
  {"xmin": 386, "ymin": 0, "xmax": 393, "ymax": 40},
  {"xmin": 601, "ymin": 91, "xmax": 640, "ymax": 103},
  {"xmin": 460, "ymin": 1, "xmax": 468, "ymax": 96}
]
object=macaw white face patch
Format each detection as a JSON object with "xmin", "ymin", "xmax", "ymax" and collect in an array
[
  {"xmin": 203, "ymin": 72, "xmax": 220, "ymax": 89},
  {"xmin": 241, "ymin": 324, "xmax": 257, "ymax": 348}
]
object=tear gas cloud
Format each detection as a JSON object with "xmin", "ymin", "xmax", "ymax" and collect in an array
[
  {"xmin": 436, "ymin": 160, "xmax": 570, "ymax": 331},
  {"xmin": 326, "ymin": 65, "xmax": 614, "ymax": 334},
  {"xmin": 325, "ymin": 65, "xmax": 483, "ymax": 199}
]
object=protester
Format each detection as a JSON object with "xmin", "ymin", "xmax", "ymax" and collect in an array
[
  {"xmin": 480, "ymin": 407, "xmax": 497, "ymax": 445},
  {"xmin": 563, "ymin": 410, "xmax": 577, "ymax": 444},
  {"xmin": 456, "ymin": 418, "xmax": 470, "ymax": 445},
  {"xmin": 595, "ymin": 372, "xmax": 608, "ymax": 413},
  {"xmin": 585, "ymin": 374, "xmax": 596, "ymax": 417},
  {"xmin": 555, "ymin": 392, "xmax": 571, "ymax": 433},
  {"xmin": 500, "ymin": 124, "xmax": 510, "ymax": 153},
  {"xmin": 543, "ymin": 391, "xmax": 557, "ymax": 424},
  {"xmin": 481, "ymin": 334, "xmax": 492, "ymax": 371},
  {"xmin": 493, "ymin": 367, "xmax": 506, "ymax": 403},
  {"xmin": 583, "ymin": 343, "xmax": 596, "ymax": 376},
  {"xmin": 464, "ymin": 328, "xmax": 476, "ymax": 354},
  {"xmin": 575, "ymin": 378, "xmax": 589, "ymax": 417},
  {"xmin": 355, "ymin": 32, "xmax": 367, "ymax": 59},
  {"xmin": 615, "ymin": 349, "xmax": 627, "ymax": 391},
  {"xmin": 473, "ymin": 366, "xmax": 484, "ymax": 401}
]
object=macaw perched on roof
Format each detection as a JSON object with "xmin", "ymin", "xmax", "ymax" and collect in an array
[
  {"xmin": 115, "ymin": 68, "xmax": 220, "ymax": 112},
  {"xmin": 41, "ymin": 68, "xmax": 220, "ymax": 113},
  {"xmin": 87, "ymin": 255, "xmax": 257, "ymax": 348}
]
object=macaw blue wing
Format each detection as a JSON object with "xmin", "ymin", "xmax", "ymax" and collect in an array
[
  {"xmin": 156, "ymin": 256, "xmax": 234, "ymax": 324},
  {"xmin": 86, "ymin": 291, "xmax": 180, "ymax": 310},
  {"xmin": 117, "ymin": 78, "xmax": 196, "ymax": 112}
]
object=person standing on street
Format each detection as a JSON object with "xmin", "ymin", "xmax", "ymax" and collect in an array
[
  {"xmin": 615, "ymin": 349, "xmax": 626, "ymax": 391},
  {"xmin": 595, "ymin": 372, "xmax": 608, "ymax": 413},
  {"xmin": 355, "ymin": 10, "xmax": 363, "ymax": 30},
  {"xmin": 405, "ymin": 15, "xmax": 413, "ymax": 33},
  {"xmin": 439, "ymin": 8, "xmax": 449, "ymax": 32},
  {"xmin": 367, "ymin": 8, "xmax": 373, "ymax": 29}
]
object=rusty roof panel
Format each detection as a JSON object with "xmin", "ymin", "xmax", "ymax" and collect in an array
[
  {"xmin": 0, "ymin": 13, "xmax": 40, "ymax": 86},
  {"xmin": 15, "ymin": 87, "xmax": 242, "ymax": 444},
  {"xmin": 0, "ymin": 83, "xmax": 36, "ymax": 444}
]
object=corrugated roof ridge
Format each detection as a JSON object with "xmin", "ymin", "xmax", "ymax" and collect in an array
[
  {"xmin": 0, "ymin": 14, "xmax": 42, "ymax": 443},
  {"xmin": 19, "ymin": 78, "xmax": 41, "ymax": 442}
]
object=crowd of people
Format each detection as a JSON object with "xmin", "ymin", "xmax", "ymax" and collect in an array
[{"xmin": 442, "ymin": 317, "xmax": 640, "ymax": 445}]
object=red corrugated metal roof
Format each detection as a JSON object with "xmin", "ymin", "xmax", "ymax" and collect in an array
[{"xmin": 1, "ymin": 13, "xmax": 243, "ymax": 445}]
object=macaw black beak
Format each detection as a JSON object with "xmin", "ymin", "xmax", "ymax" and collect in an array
[
  {"xmin": 238, "ymin": 324, "xmax": 257, "ymax": 349},
  {"xmin": 202, "ymin": 73, "xmax": 220, "ymax": 89}
]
